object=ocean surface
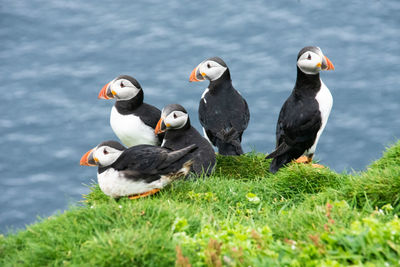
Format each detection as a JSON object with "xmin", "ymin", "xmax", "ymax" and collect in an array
[{"xmin": 1, "ymin": 0, "xmax": 399, "ymax": 233}]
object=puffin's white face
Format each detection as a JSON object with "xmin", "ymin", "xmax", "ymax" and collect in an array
[
  {"xmin": 109, "ymin": 78, "xmax": 141, "ymax": 101},
  {"xmin": 190, "ymin": 60, "xmax": 228, "ymax": 82},
  {"xmin": 297, "ymin": 47, "xmax": 334, "ymax": 75},
  {"xmin": 297, "ymin": 49, "xmax": 324, "ymax": 75},
  {"xmin": 163, "ymin": 110, "xmax": 188, "ymax": 130},
  {"xmin": 92, "ymin": 145, "xmax": 123, "ymax": 167}
]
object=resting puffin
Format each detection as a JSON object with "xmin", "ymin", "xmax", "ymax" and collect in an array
[
  {"xmin": 80, "ymin": 140, "xmax": 196, "ymax": 199},
  {"xmin": 189, "ymin": 57, "xmax": 250, "ymax": 156},
  {"xmin": 98, "ymin": 75, "xmax": 162, "ymax": 147},
  {"xmin": 266, "ymin": 46, "xmax": 335, "ymax": 173},
  {"xmin": 154, "ymin": 104, "xmax": 216, "ymax": 176}
]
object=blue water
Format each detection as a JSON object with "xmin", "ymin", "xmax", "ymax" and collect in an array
[{"xmin": 1, "ymin": 0, "xmax": 399, "ymax": 233}]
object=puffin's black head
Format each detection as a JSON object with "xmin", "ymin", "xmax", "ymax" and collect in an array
[
  {"xmin": 296, "ymin": 46, "xmax": 335, "ymax": 75},
  {"xmin": 98, "ymin": 75, "xmax": 143, "ymax": 101},
  {"xmin": 154, "ymin": 104, "xmax": 190, "ymax": 134},
  {"xmin": 80, "ymin": 140, "xmax": 126, "ymax": 167},
  {"xmin": 189, "ymin": 56, "xmax": 229, "ymax": 82}
]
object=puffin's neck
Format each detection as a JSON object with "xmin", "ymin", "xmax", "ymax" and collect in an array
[
  {"xmin": 294, "ymin": 67, "xmax": 321, "ymax": 97},
  {"xmin": 98, "ymin": 165, "xmax": 110, "ymax": 174},
  {"xmin": 164, "ymin": 120, "xmax": 192, "ymax": 140},
  {"xmin": 115, "ymin": 90, "xmax": 144, "ymax": 113},
  {"xmin": 208, "ymin": 70, "xmax": 232, "ymax": 93}
]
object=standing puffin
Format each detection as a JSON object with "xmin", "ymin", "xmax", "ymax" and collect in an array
[
  {"xmin": 98, "ymin": 75, "xmax": 162, "ymax": 147},
  {"xmin": 80, "ymin": 140, "xmax": 197, "ymax": 199},
  {"xmin": 189, "ymin": 57, "xmax": 250, "ymax": 156},
  {"xmin": 154, "ymin": 104, "xmax": 216, "ymax": 176},
  {"xmin": 266, "ymin": 46, "xmax": 335, "ymax": 173}
]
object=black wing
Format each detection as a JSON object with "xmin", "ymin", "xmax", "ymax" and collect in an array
[
  {"xmin": 134, "ymin": 103, "xmax": 161, "ymax": 129},
  {"xmin": 134, "ymin": 103, "xmax": 164, "ymax": 143},
  {"xmin": 112, "ymin": 144, "xmax": 196, "ymax": 182},
  {"xmin": 199, "ymin": 88, "xmax": 249, "ymax": 145},
  {"xmin": 267, "ymin": 94, "xmax": 321, "ymax": 159},
  {"xmin": 241, "ymin": 97, "xmax": 250, "ymax": 140}
]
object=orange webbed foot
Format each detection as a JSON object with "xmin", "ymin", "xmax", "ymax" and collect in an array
[
  {"xmin": 295, "ymin": 156, "xmax": 312, "ymax": 164},
  {"xmin": 128, "ymin": 188, "xmax": 161, "ymax": 200},
  {"xmin": 293, "ymin": 155, "xmax": 325, "ymax": 169}
]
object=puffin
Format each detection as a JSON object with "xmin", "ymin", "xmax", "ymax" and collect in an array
[
  {"xmin": 154, "ymin": 104, "xmax": 216, "ymax": 176},
  {"xmin": 98, "ymin": 75, "xmax": 162, "ymax": 147},
  {"xmin": 189, "ymin": 57, "xmax": 250, "ymax": 156},
  {"xmin": 266, "ymin": 46, "xmax": 335, "ymax": 173},
  {"xmin": 80, "ymin": 140, "xmax": 197, "ymax": 199}
]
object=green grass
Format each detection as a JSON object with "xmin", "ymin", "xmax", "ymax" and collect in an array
[{"xmin": 1, "ymin": 141, "xmax": 400, "ymax": 266}]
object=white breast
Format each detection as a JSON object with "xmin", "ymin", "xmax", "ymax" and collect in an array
[
  {"xmin": 200, "ymin": 88, "xmax": 211, "ymax": 144},
  {"xmin": 202, "ymin": 127, "xmax": 212, "ymax": 144},
  {"xmin": 110, "ymin": 106, "xmax": 159, "ymax": 147},
  {"xmin": 201, "ymin": 88, "xmax": 209, "ymax": 104},
  {"xmin": 161, "ymin": 138, "xmax": 166, "ymax": 147},
  {"xmin": 305, "ymin": 80, "xmax": 333, "ymax": 155},
  {"xmin": 97, "ymin": 168, "xmax": 169, "ymax": 198},
  {"xmin": 97, "ymin": 162, "xmax": 192, "ymax": 198}
]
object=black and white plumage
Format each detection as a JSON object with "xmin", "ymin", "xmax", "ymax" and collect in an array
[
  {"xmin": 99, "ymin": 75, "xmax": 163, "ymax": 147},
  {"xmin": 189, "ymin": 57, "xmax": 250, "ymax": 156},
  {"xmin": 80, "ymin": 140, "xmax": 196, "ymax": 198},
  {"xmin": 154, "ymin": 104, "xmax": 216, "ymax": 176},
  {"xmin": 266, "ymin": 46, "xmax": 335, "ymax": 173}
]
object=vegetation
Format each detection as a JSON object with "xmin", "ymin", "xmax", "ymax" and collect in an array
[{"xmin": 1, "ymin": 141, "xmax": 400, "ymax": 266}]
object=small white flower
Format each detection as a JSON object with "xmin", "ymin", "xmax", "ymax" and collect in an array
[
  {"xmin": 90, "ymin": 205, "xmax": 94, "ymax": 209},
  {"xmin": 119, "ymin": 205, "xmax": 122, "ymax": 209}
]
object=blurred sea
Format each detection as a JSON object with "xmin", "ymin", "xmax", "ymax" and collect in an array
[{"xmin": 1, "ymin": 0, "xmax": 399, "ymax": 233}]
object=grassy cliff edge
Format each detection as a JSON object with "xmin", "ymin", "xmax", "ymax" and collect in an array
[{"xmin": 1, "ymin": 141, "xmax": 400, "ymax": 266}]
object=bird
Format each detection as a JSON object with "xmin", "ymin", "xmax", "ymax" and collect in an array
[
  {"xmin": 189, "ymin": 57, "xmax": 250, "ymax": 156},
  {"xmin": 80, "ymin": 140, "xmax": 197, "ymax": 199},
  {"xmin": 266, "ymin": 46, "xmax": 335, "ymax": 173},
  {"xmin": 98, "ymin": 75, "xmax": 163, "ymax": 147},
  {"xmin": 154, "ymin": 104, "xmax": 216, "ymax": 176}
]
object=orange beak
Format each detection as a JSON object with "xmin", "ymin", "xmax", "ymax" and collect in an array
[
  {"xmin": 98, "ymin": 82, "xmax": 112, "ymax": 99},
  {"xmin": 324, "ymin": 56, "xmax": 335, "ymax": 70},
  {"xmin": 189, "ymin": 66, "xmax": 200, "ymax": 82},
  {"xmin": 154, "ymin": 118, "xmax": 165, "ymax": 134},
  {"xmin": 80, "ymin": 149, "xmax": 97, "ymax": 166}
]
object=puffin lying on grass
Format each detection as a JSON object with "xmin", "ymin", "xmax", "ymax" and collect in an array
[
  {"xmin": 266, "ymin": 46, "xmax": 335, "ymax": 173},
  {"xmin": 155, "ymin": 104, "xmax": 216, "ymax": 176},
  {"xmin": 80, "ymin": 140, "xmax": 197, "ymax": 199},
  {"xmin": 98, "ymin": 75, "xmax": 163, "ymax": 147},
  {"xmin": 189, "ymin": 57, "xmax": 250, "ymax": 156}
]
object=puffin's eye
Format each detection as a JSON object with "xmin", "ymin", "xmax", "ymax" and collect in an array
[
  {"xmin": 120, "ymin": 82, "xmax": 125, "ymax": 88},
  {"xmin": 207, "ymin": 63, "xmax": 211, "ymax": 68},
  {"xmin": 307, "ymin": 54, "xmax": 311, "ymax": 60},
  {"xmin": 103, "ymin": 149, "xmax": 108, "ymax": 155},
  {"xmin": 173, "ymin": 113, "xmax": 177, "ymax": 119}
]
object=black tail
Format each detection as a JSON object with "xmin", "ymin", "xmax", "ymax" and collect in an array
[
  {"xmin": 160, "ymin": 144, "xmax": 197, "ymax": 168},
  {"xmin": 265, "ymin": 142, "xmax": 290, "ymax": 160},
  {"xmin": 266, "ymin": 142, "xmax": 292, "ymax": 173},
  {"xmin": 216, "ymin": 140, "xmax": 243, "ymax": 156},
  {"xmin": 215, "ymin": 127, "xmax": 243, "ymax": 156},
  {"xmin": 269, "ymin": 155, "xmax": 291, "ymax": 173}
]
